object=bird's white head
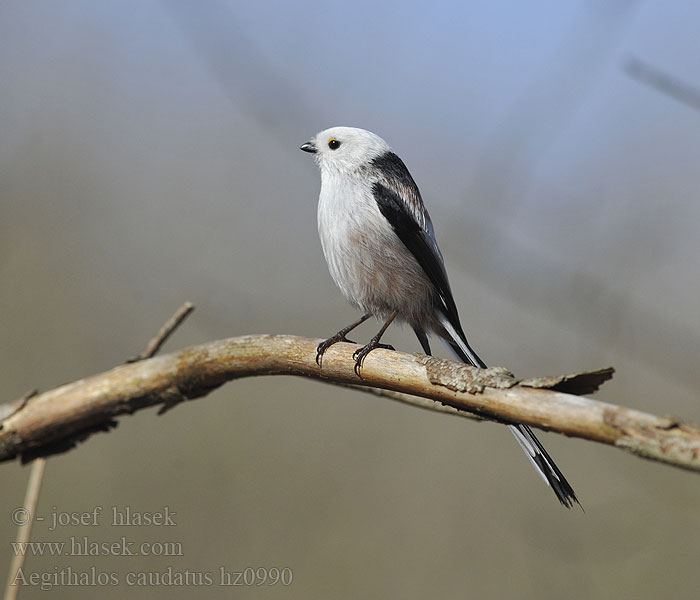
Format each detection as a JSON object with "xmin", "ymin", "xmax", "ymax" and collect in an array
[{"xmin": 300, "ymin": 126, "xmax": 391, "ymax": 176}]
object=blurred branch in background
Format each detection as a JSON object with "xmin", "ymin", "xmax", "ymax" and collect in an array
[
  {"xmin": 471, "ymin": 1, "xmax": 640, "ymax": 214},
  {"xmin": 1, "ymin": 333, "xmax": 699, "ymax": 473},
  {"xmin": 4, "ymin": 457, "xmax": 45, "ymax": 600},
  {"xmin": 624, "ymin": 56, "xmax": 700, "ymax": 112}
]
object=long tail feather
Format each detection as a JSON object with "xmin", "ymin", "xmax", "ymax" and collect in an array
[
  {"xmin": 437, "ymin": 312, "xmax": 580, "ymax": 509},
  {"xmin": 438, "ymin": 314, "xmax": 486, "ymax": 368},
  {"xmin": 509, "ymin": 424, "xmax": 579, "ymax": 508}
]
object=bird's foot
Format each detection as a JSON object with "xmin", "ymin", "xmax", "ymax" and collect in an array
[
  {"xmin": 316, "ymin": 333, "xmax": 356, "ymax": 367},
  {"xmin": 352, "ymin": 339, "xmax": 395, "ymax": 377}
]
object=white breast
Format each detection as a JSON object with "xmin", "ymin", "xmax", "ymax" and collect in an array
[{"xmin": 316, "ymin": 171, "xmax": 435, "ymax": 325}]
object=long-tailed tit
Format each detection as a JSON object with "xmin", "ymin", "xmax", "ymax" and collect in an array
[{"xmin": 301, "ymin": 126, "xmax": 579, "ymax": 508}]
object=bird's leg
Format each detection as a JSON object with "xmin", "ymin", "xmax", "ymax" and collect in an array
[
  {"xmin": 316, "ymin": 313, "xmax": 372, "ymax": 367},
  {"xmin": 352, "ymin": 312, "xmax": 398, "ymax": 377}
]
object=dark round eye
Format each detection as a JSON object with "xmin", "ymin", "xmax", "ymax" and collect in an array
[{"xmin": 328, "ymin": 138, "xmax": 341, "ymax": 150}]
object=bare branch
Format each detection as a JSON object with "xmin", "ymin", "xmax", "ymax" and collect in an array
[{"xmin": 1, "ymin": 335, "xmax": 698, "ymax": 473}]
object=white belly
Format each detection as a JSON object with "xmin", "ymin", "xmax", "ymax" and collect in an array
[{"xmin": 317, "ymin": 176, "xmax": 435, "ymax": 326}]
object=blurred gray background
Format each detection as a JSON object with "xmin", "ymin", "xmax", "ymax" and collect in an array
[{"xmin": 2, "ymin": 1, "xmax": 699, "ymax": 598}]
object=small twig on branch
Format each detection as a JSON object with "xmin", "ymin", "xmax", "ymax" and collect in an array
[
  {"xmin": 0, "ymin": 334, "xmax": 698, "ymax": 474},
  {"xmin": 129, "ymin": 301, "xmax": 195, "ymax": 362},
  {"xmin": 0, "ymin": 389, "xmax": 37, "ymax": 422},
  {"xmin": 128, "ymin": 301, "xmax": 196, "ymax": 414}
]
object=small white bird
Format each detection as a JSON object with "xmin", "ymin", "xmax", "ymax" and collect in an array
[{"xmin": 301, "ymin": 126, "xmax": 579, "ymax": 508}]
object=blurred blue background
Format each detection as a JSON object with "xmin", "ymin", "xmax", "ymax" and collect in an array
[{"xmin": 2, "ymin": 1, "xmax": 699, "ymax": 598}]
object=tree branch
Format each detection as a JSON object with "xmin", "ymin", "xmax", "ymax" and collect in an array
[{"xmin": 1, "ymin": 334, "xmax": 698, "ymax": 473}]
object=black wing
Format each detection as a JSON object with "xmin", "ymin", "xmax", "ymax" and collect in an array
[
  {"xmin": 373, "ymin": 156, "xmax": 577, "ymax": 507},
  {"xmin": 370, "ymin": 152, "xmax": 461, "ymax": 331}
]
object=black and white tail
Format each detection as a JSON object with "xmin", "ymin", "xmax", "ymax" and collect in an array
[{"xmin": 436, "ymin": 313, "xmax": 580, "ymax": 509}]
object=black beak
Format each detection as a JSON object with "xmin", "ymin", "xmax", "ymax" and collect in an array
[{"xmin": 300, "ymin": 141, "xmax": 317, "ymax": 154}]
